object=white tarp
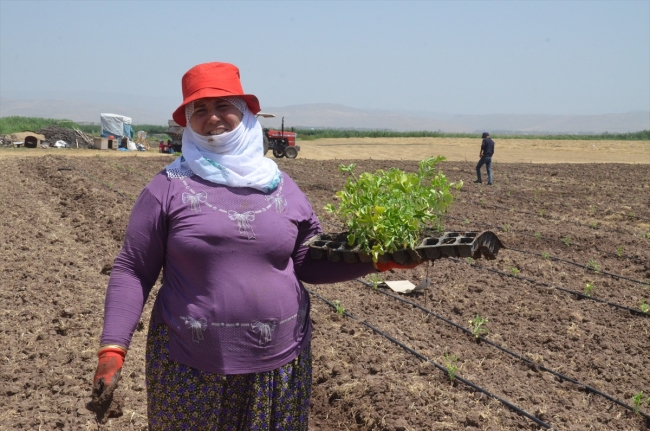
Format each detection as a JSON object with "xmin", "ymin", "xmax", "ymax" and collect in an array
[{"xmin": 100, "ymin": 113, "xmax": 133, "ymax": 138}]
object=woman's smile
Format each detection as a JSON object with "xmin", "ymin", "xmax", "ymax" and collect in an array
[{"xmin": 189, "ymin": 98, "xmax": 243, "ymax": 136}]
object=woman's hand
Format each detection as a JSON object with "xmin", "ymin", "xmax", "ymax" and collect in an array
[{"xmin": 88, "ymin": 345, "xmax": 126, "ymax": 418}]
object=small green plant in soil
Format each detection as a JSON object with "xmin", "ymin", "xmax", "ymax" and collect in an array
[
  {"xmin": 587, "ymin": 258, "xmax": 601, "ymax": 273},
  {"xmin": 539, "ymin": 209, "xmax": 546, "ymax": 217},
  {"xmin": 644, "ymin": 231, "xmax": 650, "ymax": 239},
  {"xmin": 534, "ymin": 231, "xmax": 541, "ymax": 239},
  {"xmin": 324, "ymin": 156, "xmax": 462, "ymax": 262},
  {"xmin": 541, "ymin": 251, "xmax": 550, "ymax": 259},
  {"xmin": 367, "ymin": 273, "xmax": 383, "ymax": 290},
  {"xmin": 510, "ymin": 267, "xmax": 520, "ymax": 277},
  {"xmin": 561, "ymin": 236, "xmax": 573, "ymax": 246},
  {"xmin": 501, "ymin": 223, "xmax": 510, "ymax": 232},
  {"xmin": 640, "ymin": 299, "xmax": 649, "ymax": 314},
  {"xmin": 463, "ymin": 218, "xmax": 470, "ymax": 225},
  {"xmin": 468, "ymin": 314, "xmax": 489, "ymax": 338},
  {"xmin": 585, "ymin": 282, "xmax": 595, "ymax": 297},
  {"xmin": 332, "ymin": 300, "xmax": 345, "ymax": 316},
  {"xmin": 443, "ymin": 353, "xmax": 459, "ymax": 381},
  {"xmin": 466, "ymin": 257, "xmax": 474, "ymax": 264},
  {"xmin": 632, "ymin": 391, "xmax": 649, "ymax": 414},
  {"xmin": 616, "ymin": 246, "xmax": 623, "ymax": 258},
  {"xmin": 589, "ymin": 222, "xmax": 598, "ymax": 229}
]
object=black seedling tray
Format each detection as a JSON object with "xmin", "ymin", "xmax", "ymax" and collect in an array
[{"xmin": 305, "ymin": 231, "xmax": 505, "ymax": 265}]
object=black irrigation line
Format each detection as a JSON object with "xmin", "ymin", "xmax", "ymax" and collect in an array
[
  {"xmin": 352, "ymin": 278, "xmax": 650, "ymax": 420},
  {"xmin": 306, "ymin": 288, "xmax": 557, "ymax": 430},
  {"xmin": 447, "ymin": 257, "xmax": 650, "ymax": 318},
  {"xmin": 444, "ymin": 214, "xmax": 644, "ymax": 264},
  {"xmin": 466, "ymin": 200, "xmax": 643, "ymax": 239},
  {"xmin": 507, "ymin": 247, "xmax": 650, "ymax": 287}
]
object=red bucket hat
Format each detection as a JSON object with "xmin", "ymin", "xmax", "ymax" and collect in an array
[{"xmin": 172, "ymin": 62, "xmax": 261, "ymax": 127}]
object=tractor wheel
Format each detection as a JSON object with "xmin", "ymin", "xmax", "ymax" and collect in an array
[
  {"xmin": 263, "ymin": 134, "xmax": 269, "ymax": 156},
  {"xmin": 284, "ymin": 146, "xmax": 298, "ymax": 159},
  {"xmin": 273, "ymin": 147, "xmax": 285, "ymax": 158}
]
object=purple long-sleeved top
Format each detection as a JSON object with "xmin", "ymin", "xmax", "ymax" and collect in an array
[{"xmin": 101, "ymin": 170, "xmax": 374, "ymax": 374}]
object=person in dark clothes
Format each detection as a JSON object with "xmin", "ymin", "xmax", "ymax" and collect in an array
[{"xmin": 475, "ymin": 132, "xmax": 494, "ymax": 185}]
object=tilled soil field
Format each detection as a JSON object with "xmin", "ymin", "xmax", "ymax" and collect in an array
[{"xmin": 1, "ymin": 154, "xmax": 649, "ymax": 430}]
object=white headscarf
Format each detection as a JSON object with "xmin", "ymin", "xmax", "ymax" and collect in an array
[{"xmin": 166, "ymin": 98, "xmax": 280, "ymax": 192}]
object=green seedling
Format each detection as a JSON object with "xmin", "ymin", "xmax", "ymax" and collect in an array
[
  {"xmin": 539, "ymin": 209, "xmax": 546, "ymax": 217},
  {"xmin": 640, "ymin": 299, "xmax": 649, "ymax": 314},
  {"xmin": 463, "ymin": 218, "xmax": 470, "ymax": 225},
  {"xmin": 632, "ymin": 391, "xmax": 649, "ymax": 414},
  {"xmin": 644, "ymin": 232, "xmax": 650, "ymax": 239},
  {"xmin": 534, "ymin": 231, "xmax": 542, "ymax": 239},
  {"xmin": 332, "ymin": 300, "xmax": 345, "ymax": 316},
  {"xmin": 587, "ymin": 258, "xmax": 600, "ymax": 274},
  {"xmin": 590, "ymin": 205, "xmax": 597, "ymax": 214},
  {"xmin": 468, "ymin": 314, "xmax": 489, "ymax": 338},
  {"xmin": 510, "ymin": 267, "xmax": 520, "ymax": 277},
  {"xmin": 466, "ymin": 257, "xmax": 474, "ymax": 264},
  {"xmin": 443, "ymin": 353, "xmax": 459, "ymax": 381},
  {"xmin": 616, "ymin": 246, "xmax": 623, "ymax": 258},
  {"xmin": 628, "ymin": 212, "xmax": 635, "ymax": 218},
  {"xmin": 541, "ymin": 251, "xmax": 550, "ymax": 259},
  {"xmin": 480, "ymin": 198, "xmax": 486, "ymax": 206},
  {"xmin": 501, "ymin": 224, "xmax": 510, "ymax": 232},
  {"xmin": 368, "ymin": 273, "xmax": 383, "ymax": 290},
  {"xmin": 584, "ymin": 282, "xmax": 595, "ymax": 297},
  {"xmin": 506, "ymin": 191, "xmax": 511, "ymax": 197},
  {"xmin": 561, "ymin": 236, "xmax": 573, "ymax": 246},
  {"xmin": 324, "ymin": 156, "xmax": 461, "ymax": 262},
  {"xmin": 589, "ymin": 222, "xmax": 598, "ymax": 229}
]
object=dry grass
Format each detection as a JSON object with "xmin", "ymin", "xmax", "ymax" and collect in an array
[{"xmin": 1, "ymin": 137, "xmax": 648, "ymax": 163}]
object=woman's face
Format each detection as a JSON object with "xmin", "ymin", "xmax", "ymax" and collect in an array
[{"xmin": 189, "ymin": 98, "xmax": 243, "ymax": 136}]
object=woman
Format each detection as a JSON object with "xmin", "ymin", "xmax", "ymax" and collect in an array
[{"xmin": 91, "ymin": 62, "xmax": 415, "ymax": 430}]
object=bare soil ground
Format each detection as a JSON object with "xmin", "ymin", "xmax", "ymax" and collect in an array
[{"xmin": 1, "ymin": 146, "xmax": 649, "ymax": 430}]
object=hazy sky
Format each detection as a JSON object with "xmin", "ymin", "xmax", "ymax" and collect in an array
[{"xmin": 1, "ymin": 0, "xmax": 649, "ymax": 116}]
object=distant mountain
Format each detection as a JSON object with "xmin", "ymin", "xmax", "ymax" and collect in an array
[
  {"xmin": 257, "ymin": 104, "xmax": 650, "ymax": 134},
  {"xmin": 1, "ymin": 97, "xmax": 648, "ymax": 133}
]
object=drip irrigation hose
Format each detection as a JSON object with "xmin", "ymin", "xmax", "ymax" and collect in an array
[
  {"xmin": 444, "ymin": 214, "xmax": 644, "ymax": 264},
  {"xmin": 507, "ymin": 247, "xmax": 650, "ymax": 287},
  {"xmin": 353, "ymin": 278, "xmax": 650, "ymax": 420},
  {"xmin": 306, "ymin": 288, "xmax": 557, "ymax": 430},
  {"xmin": 447, "ymin": 257, "xmax": 650, "ymax": 318}
]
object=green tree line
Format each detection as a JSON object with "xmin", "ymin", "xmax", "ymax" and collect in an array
[
  {"xmin": 293, "ymin": 128, "xmax": 650, "ymax": 141},
  {"xmin": 1, "ymin": 116, "xmax": 648, "ymax": 141},
  {"xmin": 0, "ymin": 116, "xmax": 169, "ymax": 136}
]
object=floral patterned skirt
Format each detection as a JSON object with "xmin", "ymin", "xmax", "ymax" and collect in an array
[{"xmin": 146, "ymin": 323, "xmax": 312, "ymax": 431}]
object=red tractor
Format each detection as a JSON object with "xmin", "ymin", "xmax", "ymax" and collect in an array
[{"xmin": 257, "ymin": 114, "xmax": 300, "ymax": 159}]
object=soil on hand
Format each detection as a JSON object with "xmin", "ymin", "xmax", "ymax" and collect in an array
[{"xmin": 1, "ymin": 153, "xmax": 649, "ymax": 430}]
